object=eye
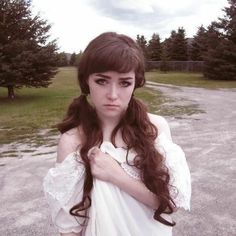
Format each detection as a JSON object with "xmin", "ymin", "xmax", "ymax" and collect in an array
[
  {"xmin": 120, "ymin": 81, "xmax": 132, "ymax": 87},
  {"xmin": 95, "ymin": 79, "xmax": 108, "ymax": 85}
]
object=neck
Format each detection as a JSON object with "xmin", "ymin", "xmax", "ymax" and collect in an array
[{"xmin": 97, "ymin": 114, "xmax": 121, "ymax": 141}]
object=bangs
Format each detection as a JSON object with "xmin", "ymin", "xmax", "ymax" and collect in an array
[{"xmin": 86, "ymin": 44, "xmax": 140, "ymax": 75}]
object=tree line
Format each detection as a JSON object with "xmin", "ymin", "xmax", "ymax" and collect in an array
[
  {"xmin": 130, "ymin": 0, "xmax": 236, "ymax": 80},
  {"xmin": 0, "ymin": 0, "xmax": 235, "ymax": 99},
  {"xmin": 138, "ymin": 0, "xmax": 236, "ymax": 80},
  {"xmin": 59, "ymin": 0, "xmax": 236, "ymax": 80}
]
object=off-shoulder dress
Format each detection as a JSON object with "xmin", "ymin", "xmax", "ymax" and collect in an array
[{"xmin": 43, "ymin": 132, "xmax": 191, "ymax": 236}]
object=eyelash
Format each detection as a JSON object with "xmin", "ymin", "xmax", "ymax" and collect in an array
[
  {"xmin": 120, "ymin": 81, "xmax": 132, "ymax": 87},
  {"xmin": 95, "ymin": 79, "xmax": 132, "ymax": 87},
  {"xmin": 95, "ymin": 79, "xmax": 107, "ymax": 85}
]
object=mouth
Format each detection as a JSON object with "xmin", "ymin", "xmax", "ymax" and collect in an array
[{"xmin": 104, "ymin": 104, "xmax": 120, "ymax": 108}]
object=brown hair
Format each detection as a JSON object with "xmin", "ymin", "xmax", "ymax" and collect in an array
[{"xmin": 58, "ymin": 32, "xmax": 176, "ymax": 226}]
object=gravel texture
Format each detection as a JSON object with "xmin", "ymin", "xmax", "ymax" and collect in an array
[{"xmin": 0, "ymin": 83, "xmax": 235, "ymax": 236}]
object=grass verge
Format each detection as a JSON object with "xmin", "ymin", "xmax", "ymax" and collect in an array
[{"xmin": 146, "ymin": 71, "xmax": 236, "ymax": 89}]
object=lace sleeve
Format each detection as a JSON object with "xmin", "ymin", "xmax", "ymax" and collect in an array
[
  {"xmin": 43, "ymin": 151, "xmax": 86, "ymax": 233},
  {"xmin": 155, "ymin": 133, "xmax": 191, "ymax": 210},
  {"xmin": 120, "ymin": 162, "xmax": 141, "ymax": 180}
]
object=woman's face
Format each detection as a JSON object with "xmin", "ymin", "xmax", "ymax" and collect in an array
[{"xmin": 87, "ymin": 70, "xmax": 135, "ymax": 121}]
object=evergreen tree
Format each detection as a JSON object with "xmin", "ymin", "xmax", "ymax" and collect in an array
[
  {"xmin": 163, "ymin": 30, "xmax": 176, "ymax": 60},
  {"xmin": 75, "ymin": 50, "xmax": 83, "ymax": 66},
  {"xmin": 204, "ymin": 0, "xmax": 236, "ymax": 80},
  {"xmin": 190, "ymin": 25, "xmax": 208, "ymax": 61},
  {"xmin": 162, "ymin": 28, "xmax": 188, "ymax": 61},
  {"xmin": 170, "ymin": 27, "xmax": 188, "ymax": 61},
  {"xmin": 56, "ymin": 52, "xmax": 69, "ymax": 67},
  {"xmin": 147, "ymin": 33, "xmax": 162, "ymax": 61},
  {"xmin": 136, "ymin": 34, "xmax": 148, "ymax": 58},
  {"xmin": 0, "ymin": 0, "xmax": 58, "ymax": 99},
  {"xmin": 69, "ymin": 52, "xmax": 76, "ymax": 66}
]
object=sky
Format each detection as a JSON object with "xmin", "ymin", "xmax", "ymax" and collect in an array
[{"xmin": 31, "ymin": 0, "xmax": 229, "ymax": 53}]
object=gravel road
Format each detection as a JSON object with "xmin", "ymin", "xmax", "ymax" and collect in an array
[{"xmin": 0, "ymin": 83, "xmax": 236, "ymax": 236}]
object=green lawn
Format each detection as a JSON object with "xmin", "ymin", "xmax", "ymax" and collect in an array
[
  {"xmin": 146, "ymin": 71, "xmax": 236, "ymax": 89},
  {"xmin": 0, "ymin": 67, "xmax": 79, "ymax": 145},
  {"xmin": 1, "ymin": 67, "xmax": 232, "ymax": 146}
]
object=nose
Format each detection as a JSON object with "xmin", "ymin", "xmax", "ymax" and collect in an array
[{"xmin": 107, "ymin": 84, "xmax": 118, "ymax": 101}]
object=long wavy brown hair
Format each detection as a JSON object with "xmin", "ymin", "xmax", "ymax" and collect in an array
[{"xmin": 58, "ymin": 32, "xmax": 176, "ymax": 226}]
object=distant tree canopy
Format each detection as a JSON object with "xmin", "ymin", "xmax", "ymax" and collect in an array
[
  {"xmin": 135, "ymin": 0, "xmax": 235, "ymax": 80},
  {"xmin": 69, "ymin": 52, "xmax": 76, "ymax": 66},
  {"xmin": 190, "ymin": 25, "xmax": 208, "ymax": 61},
  {"xmin": 139, "ymin": 27, "xmax": 188, "ymax": 62},
  {"xmin": 203, "ymin": 0, "xmax": 236, "ymax": 80},
  {"xmin": 165, "ymin": 27, "xmax": 188, "ymax": 61},
  {"xmin": 0, "ymin": 0, "xmax": 58, "ymax": 99},
  {"xmin": 56, "ymin": 52, "xmax": 69, "ymax": 67},
  {"xmin": 136, "ymin": 34, "xmax": 148, "ymax": 58},
  {"xmin": 147, "ymin": 33, "xmax": 162, "ymax": 61}
]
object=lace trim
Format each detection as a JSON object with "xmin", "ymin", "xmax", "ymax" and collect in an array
[
  {"xmin": 120, "ymin": 162, "xmax": 141, "ymax": 180},
  {"xmin": 43, "ymin": 152, "xmax": 85, "ymax": 206},
  {"xmin": 155, "ymin": 133, "xmax": 191, "ymax": 210}
]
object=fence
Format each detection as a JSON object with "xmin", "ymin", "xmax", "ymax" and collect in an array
[{"xmin": 146, "ymin": 61, "xmax": 204, "ymax": 72}]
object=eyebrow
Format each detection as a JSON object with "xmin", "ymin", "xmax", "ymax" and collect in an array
[{"xmin": 95, "ymin": 73, "xmax": 134, "ymax": 80}]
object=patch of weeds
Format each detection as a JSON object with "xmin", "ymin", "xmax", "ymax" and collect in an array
[
  {"xmin": 1, "ymin": 154, "xmax": 18, "ymax": 158},
  {"xmin": 46, "ymin": 128, "xmax": 59, "ymax": 136},
  {"xmin": 0, "ymin": 150, "xmax": 18, "ymax": 158},
  {"xmin": 32, "ymin": 151, "xmax": 55, "ymax": 156},
  {"xmin": 1, "ymin": 150, "xmax": 17, "ymax": 155},
  {"xmin": 158, "ymin": 104, "xmax": 205, "ymax": 117},
  {"xmin": 21, "ymin": 149, "xmax": 35, "ymax": 153},
  {"xmin": 44, "ymin": 142, "xmax": 57, "ymax": 148}
]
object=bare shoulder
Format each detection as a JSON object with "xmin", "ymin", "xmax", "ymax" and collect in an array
[
  {"xmin": 57, "ymin": 127, "xmax": 82, "ymax": 163},
  {"xmin": 147, "ymin": 113, "xmax": 172, "ymax": 140}
]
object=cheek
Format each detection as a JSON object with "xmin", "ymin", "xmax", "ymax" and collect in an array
[
  {"xmin": 89, "ymin": 89, "xmax": 100, "ymax": 104},
  {"xmin": 122, "ymin": 87, "xmax": 134, "ymax": 104}
]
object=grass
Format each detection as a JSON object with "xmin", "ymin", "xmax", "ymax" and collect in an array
[
  {"xmin": 0, "ymin": 67, "xmax": 79, "ymax": 145},
  {"xmin": 1, "ymin": 67, "xmax": 229, "ymax": 146},
  {"xmin": 146, "ymin": 71, "xmax": 236, "ymax": 89}
]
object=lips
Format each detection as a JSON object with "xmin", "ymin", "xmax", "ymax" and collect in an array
[{"xmin": 103, "ymin": 104, "xmax": 120, "ymax": 108}]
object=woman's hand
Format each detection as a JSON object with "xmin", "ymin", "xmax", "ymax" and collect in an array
[
  {"xmin": 88, "ymin": 147, "xmax": 160, "ymax": 209},
  {"xmin": 88, "ymin": 147, "xmax": 124, "ymax": 183}
]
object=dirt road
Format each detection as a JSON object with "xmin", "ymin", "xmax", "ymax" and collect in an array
[{"xmin": 0, "ymin": 83, "xmax": 236, "ymax": 236}]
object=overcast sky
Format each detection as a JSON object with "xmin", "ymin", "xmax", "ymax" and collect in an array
[{"xmin": 32, "ymin": 0, "xmax": 228, "ymax": 53}]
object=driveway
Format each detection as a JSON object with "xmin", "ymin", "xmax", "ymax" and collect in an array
[{"xmin": 0, "ymin": 83, "xmax": 236, "ymax": 236}]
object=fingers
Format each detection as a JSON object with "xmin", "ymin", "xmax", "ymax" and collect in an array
[{"xmin": 87, "ymin": 146, "xmax": 100, "ymax": 160}]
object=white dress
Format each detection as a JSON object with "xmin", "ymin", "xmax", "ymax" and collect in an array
[{"xmin": 43, "ymin": 132, "xmax": 191, "ymax": 236}]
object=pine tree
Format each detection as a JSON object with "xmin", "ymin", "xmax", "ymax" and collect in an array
[
  {"xmin": 136, "ymin": 34, "xmax": 148, "ymax": 59},
  {"xmin": 0, "ymin": 0, "xmax": 58, "ymax": 99},
  {"xmin": 56, "ymin": 52, "xmax": 69, "ymax": 67},
  {"xmin": 75, "ymin": 50, "xmax": 83, "ymax": 66},
  {"xmin": 163, "ymin": 28, "xmax": 188, "ymax": 61},
  {"xmin": 170, "ymin": 27, "xmax": 188, "ymax": 61},
  {"xmin": 147, "ymin": 33, "xmax": 162, "ymax": 61},
  {"xmin": 69, "ymin": 52, "xmax": 76, "ymax": 66},
  {"xmin": 204, "ymin": 0, "xmax": 236, "ymax": 80},
  {"xmin": 163, "ymin": 30, "xmax": 176, "ymax": 60},
  {"xmin": 190, "ymin": 25, "xmax": 208, "ymax": 61}
]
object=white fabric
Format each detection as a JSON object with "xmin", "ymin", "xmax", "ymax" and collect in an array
[
  {"xmin": 155, "ymin": 133, "xmax": 191, "ymax": 210},
  {"xmin": 43, "ymin": 133, "xmax": 191, "ymax": 235},
  {"xmin": 43, "ymin": 152, "xmax": 86, "ymax": 233}
]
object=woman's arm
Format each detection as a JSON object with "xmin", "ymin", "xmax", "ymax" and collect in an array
[
  {"xmin": 46, "ymin": 128, "xmax": 84, "ymax": 236},
  {"xmin": 111, "ymin": 166, "xmax": 160, "ymax": 209},
  {"xmin": 88, "ymin": 147, "xmax": 160, "ymax": 209}
]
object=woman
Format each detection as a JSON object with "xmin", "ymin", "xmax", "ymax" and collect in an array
[{"xmin": 43, "ymin": 32, "xmax": 191, "ymax": 236}]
